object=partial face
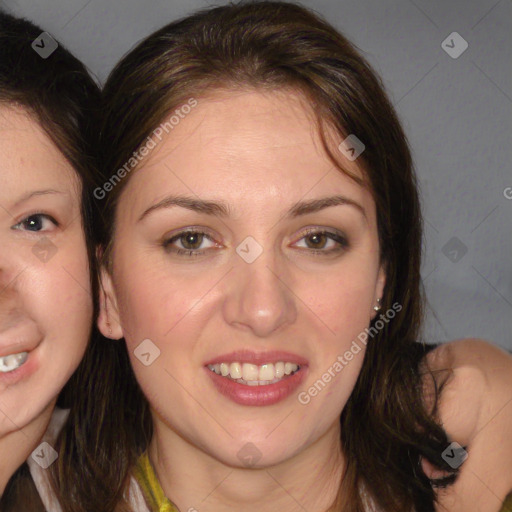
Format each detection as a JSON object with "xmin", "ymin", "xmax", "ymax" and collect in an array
[
  {"xmin": 0, "ymin": 105, "xmax": 92, "ymax": 437},
  {"xmin": 100, "ymin": 89, "xmax": 385, "ymax": 467}
]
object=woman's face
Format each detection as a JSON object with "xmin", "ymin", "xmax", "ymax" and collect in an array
[
  {"xmin": 0, "ymin": 105, "xmax": 92, "ymax": 437},
  {"xmin": 101, "ymin": 89, "xmax": 385, "ymax": 467}
]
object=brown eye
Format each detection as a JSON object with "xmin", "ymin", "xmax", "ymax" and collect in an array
[
  {"xmin": 294, "ymin": 228, "xmax": 349, "ymax": 255},
  {"xmin": 179, "ymin": 232, "xmax": 204, "ymax": 250},
  {"xmin": 304, "ymin": 232, "xmax": 329, "ymax": 249},
  {"xmin": 163, "ymin": 229, "xmax": 217, "ymax": 256}
]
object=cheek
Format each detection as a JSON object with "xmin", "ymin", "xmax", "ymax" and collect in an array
[
  {"xmin": 302, "ymin": 266, "xmax": 377, "ymax": 340},
  {"xmin": 0, "ymin": 244, "xmax": 93, "ymax": 433},
  {"xmin": 293, "ymin": 261, "xmax": 378, "ymax": 418},
  {"xmin": 29, "ymin": 239, "xmax": 93, "ymax": 347},
  {"xmin": 115, "ymin": 261, "xmax": 217, "ymax": 344},
  {"xmin": 55, "ymin": 241, "xmax": 92, "ymax": 307}
]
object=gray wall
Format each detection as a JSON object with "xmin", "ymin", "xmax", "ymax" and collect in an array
[{"xmin": 3, "ymin": 0, "xmax": 511, "ymax": 350}]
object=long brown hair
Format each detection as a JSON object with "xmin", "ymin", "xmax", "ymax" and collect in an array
[
  {"xmin": 58, "ymin": 1, "xmax": 457, "ymax": 511},
  {"xmin": 0, "ymin": 9, "xmax": 101, "ymax": 511}
]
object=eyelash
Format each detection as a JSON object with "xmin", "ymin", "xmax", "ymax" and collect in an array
[
  {"xmin": 162, "ymin": 227, "xmax": 349, "ymax": 257},
  {"xmin": 12, "ymin": 213, "xmax": 59, "ymax": 233}
]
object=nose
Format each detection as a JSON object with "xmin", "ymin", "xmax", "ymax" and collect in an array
[{"xmin": 222, "ymin": 248, "xmax": 297, "ymax": 338}]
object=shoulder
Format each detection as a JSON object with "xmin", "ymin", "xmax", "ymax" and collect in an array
[
  {"xmin": 26, "ymin": 407, "xmax": 70, "ymax": 512},
  {"xmin": 423, "ymin": 339, "xmax": 512, "ymax": 508},
  {"xmin": 126, "ymin": 475, "xmax": 151, "ymax": 512}
]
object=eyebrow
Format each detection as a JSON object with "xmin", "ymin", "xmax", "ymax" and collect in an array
[
  {"xmin": 138, "ymin": 194, "xmax": 366, "ymax": 222},
  {"xmin": 12, "ymin": 189, "xmax": 65, "ymax": 208}
]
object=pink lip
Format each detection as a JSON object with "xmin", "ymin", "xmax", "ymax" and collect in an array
[
  {"xmin": 0, "ymin": 322, "xmax": 42, "ymax": 386},
  {"xmin": 204, "ymin": 350, "xmax": 309, "ymax": 366},
  {"xmin": 0, "ymin": 347, "xmax": 40, "ymax": 387},
  {"xmin": 204, "ymin": 351, "xmax": 310, "ymax": 405},
  {"xmin": 0, "ymin": 322, "xmax": 42, "ymax": 358},
  {"xmin": 205, "ymin": 365, "xmax": 308, "ymax": 406}
]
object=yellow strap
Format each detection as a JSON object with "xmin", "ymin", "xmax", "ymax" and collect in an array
[
  {"xmin": 501, "ymin": 492, "xmax": 512, "ymax": 512},
  {"xmin": 133, "ymin": 452, "xmax": 180, "ymax": 512}
]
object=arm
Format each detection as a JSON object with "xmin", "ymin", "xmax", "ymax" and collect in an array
[{"xmin": 425, "ymin": 339, "xmax": 512, "ymax": 512}]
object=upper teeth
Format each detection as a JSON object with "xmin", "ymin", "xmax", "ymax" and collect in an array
[
  {"xmin": 207, "ymin": 361, "xmax": 299, "ymax": 383},
  {"xmin": 0, "ymin": 352, "xmax": 28, "ymax": 373}
]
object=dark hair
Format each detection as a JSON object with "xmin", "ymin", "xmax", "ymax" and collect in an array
[
  {"xmin": 57, "ymin": 1, "xmax": 457, "ymax": 511},
  {"xmin": 0, "ymin": 9, "xmax": 101, "ymax": 511}
]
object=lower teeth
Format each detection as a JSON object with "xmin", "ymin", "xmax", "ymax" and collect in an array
[
  {"xmin": 0, "ymin": 352, "xmax": 28, "ymax": 373},
  {"xmin": 234, "ymin": 377, "xmax": 282, "ymax": 386},
  {"xmin": 220, "ymin": 371, "xmax": 298, "ymax": 386}
]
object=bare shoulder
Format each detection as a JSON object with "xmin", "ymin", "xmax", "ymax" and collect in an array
[
  {"xmin": 423, "ymin": 339, "xmax": 512, "ymax": 510},
  {"xmin": 429, "ymin": 337, "xmax": 512, "ymax": 369}
]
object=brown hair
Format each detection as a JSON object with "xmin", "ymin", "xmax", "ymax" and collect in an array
[
  {"xmin": 58, "ymin": 1, "xmax": 457, "ymax": 511},
  {"xmin": 0, "ymin": 9, "xmax": 101, "ymax": 511}
]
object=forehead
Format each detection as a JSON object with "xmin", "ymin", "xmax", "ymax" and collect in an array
[
  {"xmin": 120, "ymin": 89, "xmax": 374, "ymax": 221},
  {"xmin": 0, "ymin": 103, "xmax": 80, "ymax": 192}
]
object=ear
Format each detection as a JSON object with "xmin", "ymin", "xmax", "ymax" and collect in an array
[
  {"xmin": 371, "ymin": 264, "xmax": 387, "ymax": 320},
  {"xmin": 97, "ymin": 266, "xmax": 124, "ymax": 340}
]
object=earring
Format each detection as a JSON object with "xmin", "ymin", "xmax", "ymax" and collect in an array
[{"xmin": 373, "ymin": 298, "xmax": 381, "ymax": 312}]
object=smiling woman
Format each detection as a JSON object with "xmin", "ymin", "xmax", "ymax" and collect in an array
[
  {"xmin": 0, "ymin": 9, "xmax": 101, "ymax": 511},
  {"xmin": 43, "ymin": 1, "xmax": 511, "ymax": 511}
]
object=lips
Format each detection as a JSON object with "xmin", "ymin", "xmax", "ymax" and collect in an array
[
  {"xmin": 204, "ymin": 349, "xmax": 309, "ymax": 367},
  {"xmin": 0, "ymin": 322, "xmax": 42, "ymax": 358},
  {"xmin": 0, "ymin": 321, "xmax": 42, "ymax": 378},
  {"xmin": 204, "ymin": 350, "xmax": 309, "ymax": 406}
]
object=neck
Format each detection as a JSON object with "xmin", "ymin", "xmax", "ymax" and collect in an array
[
  {"xmin": 0, "ymin": 400, "xmax": 55, "ymax": 496},
  {"xmin": 149, "ymin": 417, "xmax": 344, "ymax": 512}
]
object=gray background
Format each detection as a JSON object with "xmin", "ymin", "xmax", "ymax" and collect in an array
[{"xmin": 3, "ymin": 0, "xmax": 511, "ymax": 350}]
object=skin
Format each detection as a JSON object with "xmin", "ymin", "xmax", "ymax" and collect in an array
[
  {"xmin": 423, "ymin": 339, "xmax": 512, "ymax": 512},
  {"xmin": 0, "ymin": 105, "xmax": 92, "ymax": 494},
  {"xmin": 99, "ymin": 89, "xmax": 512, "ymax": 511},
  {"xmin": 100, "ymin": 88, "xmax": 385, "ymax": 512}
]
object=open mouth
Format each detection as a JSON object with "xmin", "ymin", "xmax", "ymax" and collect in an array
[
  {"xmin": 207, "ymin": 361, "xmax": 301, "ymax": 386},
  {"xmin": 0, "ymin": 352, "xmax": 28, "ymax": 373}
]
